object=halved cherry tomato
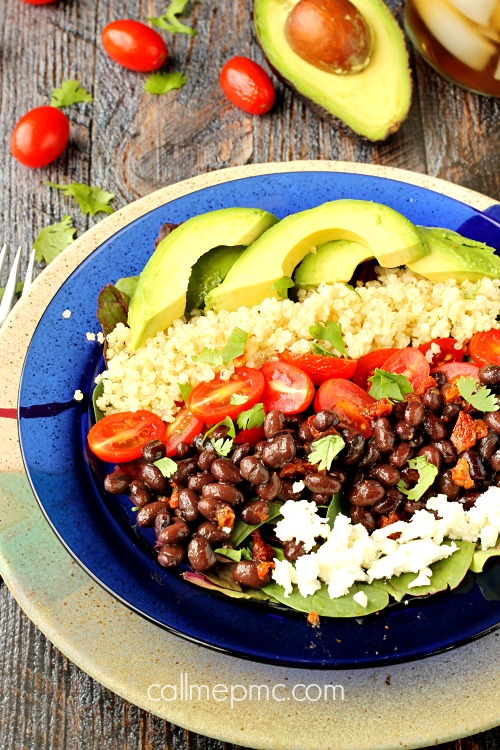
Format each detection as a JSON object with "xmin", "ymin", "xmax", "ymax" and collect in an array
[
  {"xmin": 10, "ymin": 106, "xmax": 69, "ymax": 168},
  {"xmin": 260, "ymin": 361, "xmax": 314, "ymax": 414},
  {"xmin": 469, "ymin": 329, "xmax": 500, "ymax": 367},
  {"xmin": 165, "ymin": 406, "xmax": 204, "ymax": 457},
  {"xmin": 418, "ymin": 337, "xmax": 464, "ymax": 369},
  {"xmin": 431, "ymin": 362, "xmax": 480, "ymax": 382},
  {"xmin": 233, "ymin": 425, "xmax": 266, "ymax": 445},
  {"xmin": 278, "ymin": 351, "xmax": 357, "ymax": 386},
  {"xmin": 351, "ymin": 348, "xmax": 401, "ymax": 391},
  {"xmin": 88, "ymin": 410, "xmax": 166, "ymax": 463},
  {"xmin": 314, "ymin": 379, "xmax": 375, "ymax": 436},
  {"xmin": 102, "ymin": 20, "xmax": 168, "ymax": 72},
  {"xmin": 219, "ymin": 56, "xmax": 275, "ymax": 114},
  {"xmin": 188, "ymin": 367, "xmax": 265, "ymax": 423},
  {"xmin": 380, "ymin": 348, "xmax": 430, "ymax": 390}
]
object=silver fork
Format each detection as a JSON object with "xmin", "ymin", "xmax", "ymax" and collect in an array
[{"xmin": 0, "ymin": 245, "xmax": 36, "ymax": 329}]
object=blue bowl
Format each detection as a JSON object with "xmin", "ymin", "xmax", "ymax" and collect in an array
[{"xmin": 19, "ymin": 170, "xmax": 500, "ymax": 668}]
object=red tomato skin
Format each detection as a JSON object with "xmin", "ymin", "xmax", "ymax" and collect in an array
[
  {"xmin": 20, "ymin": 0, "xmax": 56, "ymax": 4},
  {"xmin": 188, "ymin": 367, "xmax": 265, "ymax": 424},
  {"xmin": 431, "ymin": 362, "xmax": 480, "ymax": 382},
  {"xmin": 351, "ymin": 348, "xmax": 401, "ymax": 391},
  {"xmin": 220, "ymin": 56, "xmax": 275, "ymax": 114},
  {"xmin": 233, "ymin": 425, "xmax": 266, "ymax": 445},
  {"xmin": 469, "ymin": 329, "xmax": 500, "ymax": 367},
  {"xmin": 278, "ymin": 351, "xmax": 357, "ymax": 386},
  {"xmin": 418, "ymin": 338, "xmax": 464, "ymax": 369},
  {"xmin": 314, "ymin": 378, "xmax": 375, "ymax": 436},
  {"xmin": 260, "ymin": 361, "xmax": 315, "ymax": 414},
  {"xmin": 10, "ymin": 106, "xmax": 69, "ymax": 168},
  {"xmin": 165, "ymin": 407, "xmax": 204, "ymax": 457},
  {"xmin": 102, "ymin": 20, "xmax": 168, "ymax": 72},
  {"xmin": 380, "ymin": 348, "xmax": 430, "ymax": 390},
  {"xmin": 88, "ymin": 410, "xmax": 166, "ymax": 463}
]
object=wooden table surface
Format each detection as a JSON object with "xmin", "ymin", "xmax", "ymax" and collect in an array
[{"xmin": 1, "ymin": 1, "xmax": 499, "ymax": 748}]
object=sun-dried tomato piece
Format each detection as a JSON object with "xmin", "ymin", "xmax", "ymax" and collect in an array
[
  {"xmin": 168, "ymin": 488, "xmax": 179, "ymax": 509},
  {"xmin": 450, "ymin": 411, "xmax": 477, "ymax": 453},
  {"xmin": 306, "ymin": 415, "xmax": 340, "ymax": 440},
  {"xmin": 474, "ymin": 419, "xmax": 488, "ymax": 440},
  {"xmin": 251, "ymin": 529, "xmax": 274, "ymax": 561},
  {"xmin": 279, "ymin": 457, "xmax": 321, "ymax": 478},
  {"xmin": 256, "ymin": 560, "xmax": 275, "ymax": 579},
  {"xmin": 307, "ymin": 611, "xmax": 320, "ymax": 628},
  {"xmin": 378, "ymin": 511, "xmax": 404, "ymax": 539},
  {"xmin": 451, "ymin": 456, "xmax": 474, "ymax": 489},
  {"xmin": 362, "ymin": 399, "xmax": 393, "ymax": 420},
  {"xmin": 215, "ymin": 504, "xmax": 235, "ymax": 530},
  {"xmin": 442, "ymin": 382, "xmax": 461, "ymax": 404},
  {"xmin": 415, "ymin": 376, "xmax": 438, "ymax": 395}
]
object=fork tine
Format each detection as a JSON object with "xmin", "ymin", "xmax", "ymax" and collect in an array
[
  {"xmin": 0, "ymin": 244, "xmax": 6, "ymax": 277},
  {"xmin": 0, "ymin": 246, "xmax": 22, "ymax": 328},
  {"xmin": 21, "ymin": 249, "xmax": 36, "ymax": 297}
]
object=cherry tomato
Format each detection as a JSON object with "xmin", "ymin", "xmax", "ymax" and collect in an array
[
  {"xmin": 219, "ymin": 56, "xmax": 275, "ymax": 115},
  {"xmin": 188, "ymin": 367, "xmax": 265, "ymax": 423},
  {"xmin": 233, "ymin": 425, "xmax": 266, "ymax": 446},
  {"xmin": 314, "ymin": 379, "xmax": 375, "ymax": 436},
  {"xmin": 20, "ymin": 0, "xmax": 56, "ymax": 4},
  {"xmin": 278, "ymin": 351, "xmax": 357, "ymax": 386},
  {"xmin": 351, "ymin": 348, "xmax": 401, "ymax": 391},
  {"xmin": 87, "ymin": 410, "xmax": 166, "ymax": 463},
  {"xmin": 10, "ymin": 106, "xmax": 69, "ymax": 168},
  {"xmin": 418, "ymin": 337, "xmax": 464, "ymax": 369},
  {"xmin": 102, "ymin": 20, "xmax": 168, "ymax": 72},
  {"xmin": 260, "ymin": 361, "xmax": 315, "ymax": 414},
  {"xmin": 469, "ymin": 329, "xmax": 500, "ymax": 367},
  {"xmin": 165, "ymin": 407, "xmax": 204, "ymax": 457},
  {"xmin": 431, "ymin": 362, "xmax": 480, "ymax": 382},
  {"xmin": 380, "ymin": 348, "xmax": 430, "ymax": 390}
]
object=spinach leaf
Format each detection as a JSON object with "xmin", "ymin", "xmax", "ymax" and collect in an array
[
  {"xmin": 470, "ymin": 542, "xmax": 500, "ymax": 573},
  {"xmin": 92, "ymin": 380, "xmax": 105, "ymax": 422},
  {"xmin": 262, "ymin": 581, "xmax": 389, "ymax": 617},
  {"xmin": 230, "ymin": 503, "xmax": 282, "ymax": 547},
  {"xmin": 389, "ymin": 541, "xmax": 475, "ymax": 595},
  {"xmin": 183, "ymin": 571, "xmax": 270, "ymax": 601}
]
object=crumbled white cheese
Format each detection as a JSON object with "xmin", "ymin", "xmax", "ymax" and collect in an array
[
  {"xmin": 353, "ymin": 591, "xmax": 368, "ymax": 608},
  {"xmin": 73, "ymin": 389, "xmax": 84, "ymax": 401},
  {"xmin": 292, "ymin": 480, "xmax": 305, "ymax": 493},
  {"xmin": 86, "ymin": 332, "xmax": 96, "ymax": 341},
  {"xmin": 274, "ymin": 499, "xmax": 330, "ymax": 553},
  {"xmin": 62, "ymin": 309, "xmax": 71, "ymax": 319},
  {"xmin": 407, "ymin": 568, "xmax": 432, "ymax": 588}
]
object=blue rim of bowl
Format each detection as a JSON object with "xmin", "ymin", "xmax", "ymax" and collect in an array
[{"xmin": 18, "ymin": 170, "xmax": 500, "ymax": 669}]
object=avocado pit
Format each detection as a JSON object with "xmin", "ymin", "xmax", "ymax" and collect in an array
[{"xmin": 285, "ymin": 0, "xmax": 373, "ymax": 74}]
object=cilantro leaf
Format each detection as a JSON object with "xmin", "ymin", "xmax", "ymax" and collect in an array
[
  {"xmin": 46, "ymin": 182, "xmax": 115, "ymax": 217},
  {"xmin": 220, "ymin": 327, "xmax": 248, "ymax": 363},
  {"xmin": 144, "ymin": 71, "xmax": 187, "ymax": 95},
  {"xmin": 397, "ymin": 455, "xmax": 438, "ymax": 501},
  {"xmin": 311, "ymin": 342, "xmax": 336, "ymax": 358},
  {"xmin": 148, "ymin": 0, "xmax": 196, "ymax": 36},
  {"xmin": 309, "ymin": 321, "xmax": 346, "ymax": 358},
  {"xmin": 463, "ymin": 280, "xmax": 481, "ymax": 300},
  {"xmin": 308, "ymin": 434, "xmax": 345, "ymax": 471},
  {"xmin": 236, "ymin": 403, "xmax": 265, "ymax": 431},
  {"xmin": 33, "ymin": 215, "xmax": 76, "ymax": 264},
  {"xmin": 50, "ymin": 80, "xmax": 93, "ymax": 108},
  {"xmin": 230, "ymin": 393, "xmax": 249, "ymax": 405},
  {"xmin": 178, "ymin": 382, "xmax": 193, "ymax": 406},
  {"xmin": 203, "ymin": 417, "xmax": 236, "ymax": 444},
  {"xmin": 270, "ymin": 276, "xmax": 295, "ymax": 299},
  {"xmin": 191, "ymin": 347, "xmax": 224, "ymax": 366},
  {"xmin": 456, "ymin": 376, "xmax": 499, "ymax": 412},
  {"xmin": 211, "ymin": 437, "xmax": 234, "ymax": 456},
  {"xmin": 368, "ymin": 369, "xmax": 414, "ymax": 402},
  {"xmin": 154, "ymin": 456, "xmax": 178, "ymax": 477},
  {"xmin": 344, "ymin": 283, "xmax": 363, "ymax": 300}
]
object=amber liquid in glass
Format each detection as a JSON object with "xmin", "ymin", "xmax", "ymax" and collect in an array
[{"xmin": 405, "ymin": 0, "xmax": 500, "ymax": 97}]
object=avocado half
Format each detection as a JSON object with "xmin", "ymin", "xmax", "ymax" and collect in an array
[{"xmin": 254, "ymin": 0, "xmax": 412, "ymax": 141}]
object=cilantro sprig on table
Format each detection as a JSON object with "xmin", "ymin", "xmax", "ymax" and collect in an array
[
  {"xmin": 144, "ymin": 71, "xmax": 187, "ymax": 95},
  {"xmin": 309, "ymin": 321, "xmax": 346, "ymax": 358},
  {"xmin": 33, "ymin": 216, "xmax": 76, "ymax": 264},
  {"xmin": 397, "ymin": 455, "xmax": 438, "ymax": 501},
  {"xmin": 148, "ymin": 0, "xmax": 196, "ymax": 36},
  {"xmin": 456, "ymin": 376, "xmax": 499, "ymax": 412},
  {"xmin": 192, "ymin": 327, "xmax": 248, "ymax": 366},
  {"xmin": 46, "ymin": 182, "xmax": 115, "ymax": 217},
  {"xmin": 50, "ymin": 80, "xmax": 93, "ymax": 108},
  {"xmin": 308, "ymin": 434, "xmax": 345, "ymax": 471},
  {"xmin": 368, "ymin": 369, "xmax": 414, "ymax": 402}
]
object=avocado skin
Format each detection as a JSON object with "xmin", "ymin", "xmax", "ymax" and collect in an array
[{"xmin": 408, "ymin": 227, "xmax": 500, "ymax": 281}]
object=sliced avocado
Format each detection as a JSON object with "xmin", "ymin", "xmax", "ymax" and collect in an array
[
  {"xmin": 254, "ymin": 0, "xmax": 412, "ymax": 141},
  {"xmin": 128, "ymin": 208, "xmax": 278, "ymax": 349},
  {"xmin": 408, "ymin": 226, "xmax": 500, "ymax": 282},
  {"xmin": 207, "ymin": 200, "xmax": 426, "ymax": 312},
  {"xmin": 186, "ymin": 245, "xmax": 245, "ymax": 312},
  {"xmin": 294, "ymin": 239, "xmax": 375, "ymax": 286}
]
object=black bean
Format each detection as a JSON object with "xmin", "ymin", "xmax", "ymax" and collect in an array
[
  {"xmin": 187, "ymin": 537, "xmax": 217, "ymax": 572},
  {"xmin": 104, "ymin": 473, "xmax": 131, "ymax": 495},
  {"xmin": 491, "ymin": 450, "xmax": 500, "ymax": 472},
  {"xmin": 256, "ymin": 472, "xmax": 282, "ymax": 501},
  {"xmin": 175, "ymin": 441, "xmax": 193, "ymax": 459},
  {"xmin": 311, "ymin": 410, "xmax": 337, "ymax": 432},
  {"xmin": 129, "ymin": 479, "xmax": 153, "ymax": 507},
  {"xmin": 329, "ymin": 466, "xmax": 347, "ymax": 484},
  {"xmin": 157, "ymin": 545, "xmax": 185, "ymax": 568},
  {"xmin": 374, "ymin": 418, "xmax": 395, "ymax": 452},
  {"xmin": 211, "ymin": 425, "xmax": 231, "ymax": 441},
  {"xmin": 192, "ymin": 434, "xmax": 205, "ymax": 453},
  {"xmin": 404, "ymin": 400, "xmax": 425, "ymax": 427},
  {"xmin": 342, "ymin": 428, "xmax": 365, "ymax": 465},
  {"xmin": 369, "ymin": 463, "xmax": 401, "ymax": 487},
  {"xmin": 142, "ymin": 439, "xmax": 166, "ymax": 463},
  {"xmin": 433, "ymin": 440, "xmax": 457, "ymax": 465},
  {"xmin": 232, "ymin": 560, "xmax": 272, "ymax": 588},
  {"xmin": 170, "ymin": 458, "xmax": 199, "ymax": 487},
  {"xmin": 441, "ymin": 403, "xmax": 461, "ymax": 424},
  {"xmin": 392, "ymin": 402, "xmax": 407, "ymax": 420},
  {"xmin": 403, "ymin": 499, "xmax": 427, "ymax": 515},
  {"xmin": 388, "ymin": 442, "xmax": 413, "ymax": 468},
  {"xmin": 177, "ymin": 488, "xmax": 200, "ymax": 522},
  {"xmin": 349, "ymin": 506, "xmax": 377, "ymax": 532},
  {"xmin": 348, "ymin": 479, "xmax": 385, "ymax": 507},
  {"xmin": 400, "ymin": 467, "xmax": 419, "ymax": 485},
  {"xmin": 139, "ymin": 463, "xmax": 169, "ymax": 493},
  {"xmin": 197, "ymin": 497, "xmax": 222, "ymax": 522},
  {"xmin": 210, "ymin": 458, "xmax": 242, "ymax": 484},
  {"xmin": 485, "ymin": 411, "xmax": 500, "ymax": 434},
  {"xmin": 304, "ymin": 473, "xmax": 342, "ymax": 495},
  {"xmin": 239, "ymin": 456, "xmax": 270, "ymax": 485},
  {"xmin": 433, "ymin": 371, "xmax": 447, "ymax": 388},
  {"xmin": 408, "ymin": 433, "xmax": 425, "ymax": 449},
  {"xmin": 298, "ymin": 420, "xmax": 314, "ymax": 442},
  {"xmin": 136, "ymin": 501, "xmax": 169, "ymax": 527},
  {"xmin": 423, "ymin": 413, "xmax": 447, "ymax": 441},
  {"xmin": 254, "ymin": 441, "xmax": 266, "ymax": 456},
  {"xmin": 283, "ymin": 540, "xmax": 306, "ymax": 561},
  {"xmin": 394, "ymin": 420, "xmax": 414, "ymax": 441},
  {"xmin": 202, "ymin": 483, "xmax": 243, "ymax": 506},
  {"xmin": 422, "ymin": 388, "xmax": 444, "ymax": 412},
  {"xmin": 310, "ymin": 493, "xmax": 331, "ymax": 505},
  {"xmin": 478, "ymin": 430, "xmax": 499, "ymax": 462},
  {"xmin": 188, "ymin": 472, "xmax": 213, "ymax": 492},
  {"xmin": 157, "ymin": 519, "xmax": 190, "ymax": 545},
  {"xmin": 261, "ymin": 433, "xmax": 296, "ymax": 468},
  {"xmin": 198, "ymin": 448, "xmax": 216, "ymax": 472},
  {"xmin": 155, "ymin": 508, "xmax": 171, "ymax": 536},
  {"xmin": 461, "ymin": 449, "xmax": 486, "ymax": 482},
  {"xmin": 303, "ymin": 441, "xmax": 314, "ymax": 455},
  {"xmin": 240, "ymin": 500, "xmax": 270, "ymax": 525},
  {"xmin": 439, "ymin": 469, "xmax": 461, "ymax": 500},
  {"xmin": 231, "ymin": 443, "xmax": 253, "ymax": 464},
  {"xmin": 195, "ymin": 521, "xmax": 231, "ymax": 545},
  {"xmin": 264, "ymin": 410, "xmax": 286, "ymax": 439},
  {"xmin": 417, "ymin": 445, "xmax": 442, "ymax": 471},
  {"xmin": 278, "ymin": 480, "xmax": 303, "ymax": 501},
  {"xmin": 358, "ymin": 440, "xmax": 381, "ymax": 468},
  {"xmin": 372, "ymin": 488, "xmax": 403, "ymax": 515},
  {"xmin": 479, "ymin": 365, "xmax": 500, "ymax": 386}
]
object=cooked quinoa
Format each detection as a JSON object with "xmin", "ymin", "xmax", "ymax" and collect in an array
[{"xmin": 96, "ymin": 269, "xmax": 500, "ymax": 421}]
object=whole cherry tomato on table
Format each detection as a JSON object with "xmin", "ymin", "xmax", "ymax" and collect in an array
[
  {"xmin": 260, "ymin": 361, "xmax": 315, "ymax": 414},
  {"xmin": 10, "ymin": 106, "xmax": 69, "ymax": 168},
  {"xmin": 102, "ymin": 20, "xmax": 168, "ymax": 72},
  {"xmin": 220, "ymin": 56, "xmax": 275, "ymax": 115},
  {"xmin": 20, "ymin": 0, "xmax": 56, "ymax": 4},
  {"xmin": 278, "ymin": 351, "xmax": 357, "ymax": 385},
  {"xmin": 87, "ymin": 410, "xmax": 166, "ymax": 463},
  {"xmin": 469, "ymin": 329, "xmax": 500, "ymax": 367}
]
